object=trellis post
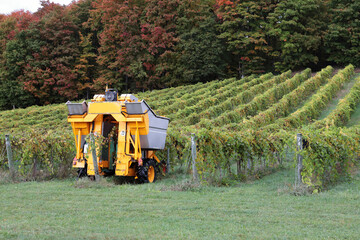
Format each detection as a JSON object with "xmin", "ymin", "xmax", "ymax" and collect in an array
[
  {"xmin": 296, "ymin": 133, "xmax": 303, "ymax": 187},
  {"xmin": 90, "ymin": 133, "xmax": 100, "ymax": 182},
  {"xmin": 191, "ymin": 133, "xmax": 198, "ymax": 181},
  {"xmin": 167, "ymin": 148, "xmax": 170, "ymax": 173},
  {"xmin": 5, "ymin": 135, "xmax": 14, "ymax": 178},
  {"xmin": 246, "ymin": 152, "xmax": 252, "ymax": 173},
  {"xmin": 237, "ymin": 155, "xmax": 242, "ymax": 176}
]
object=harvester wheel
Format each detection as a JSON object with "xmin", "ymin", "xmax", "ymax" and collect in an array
[{"xmin": 137, "ymin": 159, "xmax": 157, "ymax": 183}]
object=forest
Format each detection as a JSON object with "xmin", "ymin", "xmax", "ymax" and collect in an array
[{"xmin": 0, "ymin": 0, "xmax": 359, "ymax": 110}]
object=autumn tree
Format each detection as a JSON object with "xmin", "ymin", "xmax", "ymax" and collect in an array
[
  {"xmin": 92, "ymin": 0, "xmax": 180, "ymax": 91},
  {"xmin": 0, "ymin": 11, "xmax": 38, "ymax": 109},
  {"xmin": 70, "ymin": 0, "xmax": 98, "ymax": 99},
  {"xmin": 90, "ymin": 0, "xmax": 144, "ymax": 91},
  {"xmin": 134, "ymin": 0, "xmax": 180, "ymax": 90},
  {"xmin": 0, "ymin": 2, "xmax": 81, "ymax": 106}
]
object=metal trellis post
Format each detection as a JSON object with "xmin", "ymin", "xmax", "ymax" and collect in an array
[
  {"xmin": 5, "ymin": 135, "xmax": 14, "ymax": 177},
  {"xmin": 296, "ymin": 133, "xmax": 303, "ymax": 187},
  {"xmin": 90, "ymin": 133, "xmax": 100, "ymax": 182},
  {"xmin": 191, "ymin": 133, "xmax": 198, "ymax": 181}
]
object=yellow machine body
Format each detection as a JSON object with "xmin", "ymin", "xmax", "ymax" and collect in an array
[{"xmin": 67, "ymin": 92, "xmax": 166, "ymax": 180}]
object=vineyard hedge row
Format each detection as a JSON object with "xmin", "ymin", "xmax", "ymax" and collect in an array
[
  {"xmin": 0, "ymin": 131, "xmax": 74, "ymax": 180},
  {"xmin": 165, "ymin": 64, "xmax": 359, "ymax": 189},
  {"xmin": 1, "ymin": 65, "xmax": 359, "ymax": 190}
]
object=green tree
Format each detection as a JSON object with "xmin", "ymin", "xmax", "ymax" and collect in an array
[
  {"xmin": 216, "ymin": 0, "xmax": 277, "ymax": 76},
  {"xmin": 324, "ymin": 0, "xmax": 360, "ymax": 66},
  {"xmin": 75, "ymin": 32, "xmax": 97, "ymax": 99},
  {"xmin": 267, "ymin": 0, "xmax": 327, "ymax": 71},
  {"xmin": 167, "ymin": 0, "xmax": 227, "ymax": 86}
]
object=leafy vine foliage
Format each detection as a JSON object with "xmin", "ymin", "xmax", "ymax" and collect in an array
[
  {"xmin": 1, "ymin": 65, "xmax": 359, "ymax": 189},
  {"xmin": 0, "ymin": 131, "xmax": 75, "ymax": 180},
  {"xmin": 161, "ymin": 64, "xmax": 360, "ymax": 190}
]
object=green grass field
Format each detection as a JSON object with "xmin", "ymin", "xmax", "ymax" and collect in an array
[{"xmin": 1, "ymin": 168, "xmax": 359, "ymax": 239}]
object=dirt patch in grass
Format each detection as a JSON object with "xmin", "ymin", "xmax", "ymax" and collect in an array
[
  {"xmin": 277, "ymin": 183, "xmax": 312, "ymax": 196},
  {"xmin": 0, "ymin": 170, "xmax": 12, "ymax": 185},
  {"xmin": 73, "ymin": 177, "xmax": 115, "ymax": 189},
  {"xmin": 159, "ymin": 179, "xmax": 202, "ymax": 192}
]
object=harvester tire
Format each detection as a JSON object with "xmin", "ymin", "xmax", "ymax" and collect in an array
[{"xmin": 137, "ymin": 159, "xmax": 157, "ymax": 183}]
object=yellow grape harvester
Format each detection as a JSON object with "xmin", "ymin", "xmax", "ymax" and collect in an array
[{"xmin": 66, "ymin": 88, "xmax": 170, "ymax": 183}]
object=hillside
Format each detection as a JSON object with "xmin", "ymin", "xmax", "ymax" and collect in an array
[{"xmin": 1, "ymin": 65, "xmax": 360, "ymax": 189}]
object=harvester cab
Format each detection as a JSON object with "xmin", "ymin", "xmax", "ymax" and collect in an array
[{"xmin": 66, "ymin": 89, "xmax": 169, "ymax": 183}]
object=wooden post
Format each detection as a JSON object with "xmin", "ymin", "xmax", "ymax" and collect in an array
[
  {"xmin": 237, "ymin": 156, "xmax": 242, "ymax": 176},
  {"xmin": 167, "ymin": 148, "xmax": 170, "ymax": 173},
  {"xmin": 191, "ymin": 133, "xmax": 198, "ymax": 181},
  {"xmin": 5, "ymin": 135, "xmax": 14, "ymax": 178},
  {"xmin": 275, "ymin": 152, "xmax": 282, "ymax": 165},
  {"xmin": 246, "ymin": 152, "xmax": 252, "ymax": 174},
  {"xmin": 90, "ymin": 133, "xmax": 100, "ymax": 182},
  {"xmin": 296, "ymin": 133, "xmax": 303, "ymax": 187},
  {"xmin": 263, "ymin": 157, "xmax": 266, "ymax": 168}
]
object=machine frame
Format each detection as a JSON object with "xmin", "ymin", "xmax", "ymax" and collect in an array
[{"xmin": 67, "ymin": 90, "xmax": 169, "ymax": 183}]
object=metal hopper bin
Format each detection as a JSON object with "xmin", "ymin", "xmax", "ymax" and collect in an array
[{"xmin": 125, "ymin": 100, "xmax": 169, "ymax": 150}]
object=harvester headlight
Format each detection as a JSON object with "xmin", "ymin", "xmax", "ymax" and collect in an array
[{"xmin": 105, "ymin": 89, "xmax": 118, "ymax": 101}]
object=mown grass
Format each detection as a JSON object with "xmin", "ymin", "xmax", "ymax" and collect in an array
[{"xmin": 1, "ymin": 168, "xmax": 359, "ymax": 239}]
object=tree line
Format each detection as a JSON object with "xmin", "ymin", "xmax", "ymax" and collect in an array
[{"xmin": 0, "ymin": 0, "xmax": 358, "ymax": 110}]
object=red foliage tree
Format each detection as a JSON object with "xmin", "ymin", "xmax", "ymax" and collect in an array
[
  {"xmin": 0, "ymin": 11, "xmax": 38, "ymax": 64},
  {"xmin": 18, "ymin": 3, "xmax": 80, "ymax": 103},
  {"xmin": 137, "ymin": 0, "xmax": 179, "ymax": 89},
  {"xmin": 91, "ymin": 0, "xmax": 179, "ymax": 91},
  {"xmin": 91, "ymin": 0, "xmax": 144, "ymax": 90}
]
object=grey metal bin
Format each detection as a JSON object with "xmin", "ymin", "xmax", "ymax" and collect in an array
[
  {"xmin": 125, "ymin": 101, "xmax": 170, "ymax": 150},
  {"xmin": 66, "ymin": 101, "xmax": 88, "ymax": 115}
]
